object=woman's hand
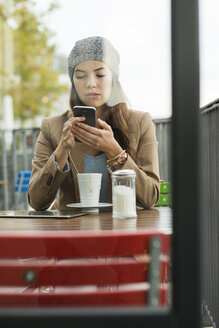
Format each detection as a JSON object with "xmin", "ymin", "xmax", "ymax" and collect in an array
[
  {"xmin": 59, "ymin": 117, "xmax": 85, "ymax": 151},
  {"xmin": 73, "ymin": 118, "xmax": 123, "ymax": 158},
  {"xmin": 54, "ymin": 117, "xmax": 85, "ymax": 170}
]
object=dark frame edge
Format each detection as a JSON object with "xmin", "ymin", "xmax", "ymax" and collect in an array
[
  {"xmin": 0, "ymin": 307, "xmax": 172, "ymax": 328},
  {"xmin": 171, "ymin": 0, "xmax": 202, "ymax": 327}
]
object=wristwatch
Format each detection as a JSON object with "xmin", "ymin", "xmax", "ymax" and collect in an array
[
  {"xmin": 106, "ymin": 150, "xmax": 128, "ymax": 173},
  {"xmin": 116, "ymin": 151, "xmax": 128, "ymax": 166}
]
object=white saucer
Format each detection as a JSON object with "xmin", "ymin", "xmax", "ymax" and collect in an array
[{"xmin": 67, "ymin": 203, "xmax": 112, "ymax": 213}]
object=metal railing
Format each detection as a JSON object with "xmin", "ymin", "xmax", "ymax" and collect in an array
[
  {"xmin": 201, "ymin": 99, "xmax": 219, "ymax": 328},
  {"xmin": 0, "ymin": 128, "xmax": 40, "ymax": 210},
  {"xmin": 0, "ymin": 119, "xmax": 171, "ymax": 210},
  {"xmin": 154, "ymin": 118, "xmax": 171, "ymax": 183}
]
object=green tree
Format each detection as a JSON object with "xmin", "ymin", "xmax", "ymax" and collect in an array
[{"xmin": 1, "ymin": 0, "xmax": 67, "ymax": 122}]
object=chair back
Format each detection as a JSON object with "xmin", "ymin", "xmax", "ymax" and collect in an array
[
  {"xmin": 14, "ymin": 170, "xmax": 31, "ymax": 209},
  {"xmin": 14, "ymin": 170, "xmax": 31, "ymax": 192}
]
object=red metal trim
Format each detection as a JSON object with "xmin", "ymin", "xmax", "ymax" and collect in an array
[
  {"xmin": 0, "ymin": 231, "xmax": 170, "ymax": 258},
  {"xmin": 0, "ymin": 258, "xmax": 169, "ymax": 286},
  {"xmin": 0, "ymin": 287, "xmax": 169, "ymax": 307}
]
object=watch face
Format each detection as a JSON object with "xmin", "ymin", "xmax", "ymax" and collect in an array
[{"xmin": 118, "ymin": 153, "xmax": 127, "ymax": 165}]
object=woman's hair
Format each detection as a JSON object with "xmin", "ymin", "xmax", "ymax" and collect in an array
[{"xmin": 69, "ymin": 77, "xmax": 134, "ymax": 157}]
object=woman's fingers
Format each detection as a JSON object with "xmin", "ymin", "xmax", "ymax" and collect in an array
[
  {"xmin": 63, "ymin": 117, "xmax": 86, "ymax": 137},
  {"xmin": 64, "ymin": 117, "xmax": 85, "ymax": 130},
  {"xmin": 74, "ymin": 123, "xmax": 102, "ymax": 140},
  {"xmin": 74, "ymin": 127, "xmax": 97, "ymax": 145},
  {"xmin": 75, "ymin": 122, "xmax": 97, "ymax": 133},
  {"xmin": 76, "ymin": 119, "xmax": 111, "ymax": 133},
  {"xmin": 73, "ymin": 123, "xmax": 102, "ymax": 148},
  {"xmin": 73, "ymin": 119, "xmax": 117, "ymax": 153},
  {"xmin": 97, "ymin": 118, "xmax": 112, "ymax": 131},
  {"xmin": 60, "ymin": 117, "xmax": 85, "ymax": 150}
]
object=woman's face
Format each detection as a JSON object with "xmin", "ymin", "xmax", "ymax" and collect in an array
[{"xmin": 73, "ymin": 60, "xmax": 113, "ymax": 108}]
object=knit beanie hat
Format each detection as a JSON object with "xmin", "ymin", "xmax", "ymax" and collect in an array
[{"xmin": 68, "ymin": 36, "xmax": 120, "ymax": 83}]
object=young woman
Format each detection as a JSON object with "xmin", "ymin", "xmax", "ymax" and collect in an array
[{"xmin": 28, "ymin": 36, "xmax": 160, "ymax": 210}]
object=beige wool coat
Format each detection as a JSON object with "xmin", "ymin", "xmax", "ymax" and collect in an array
[{"xmin": 28, "ymin": 109, "xmax": 160, "ymax": 211}]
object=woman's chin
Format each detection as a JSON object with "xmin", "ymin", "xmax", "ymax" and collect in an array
[{"xmin": 83, "ymin": 100, "xmax": 105, "ymax": 108}]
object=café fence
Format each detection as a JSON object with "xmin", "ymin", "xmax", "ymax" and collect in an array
[
  {"xmin": 201, "ymin": 99, "xmax": 219, "ymax": 328},
  {"xmin": 0, "ymin": 128, "xmax": 40, "ymax": 211}
]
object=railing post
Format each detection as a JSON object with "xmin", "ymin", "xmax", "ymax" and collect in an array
[
  {"xmin": 22, "ymin": 130, "xmax": 28, "ymax": 170},
  {"xmin": 1, "ymin": 131, "xmax": 9, "ymax": 210},
  {"xmin": 12, "ymin": 130, "xmax": 18, "ymax": 210}
]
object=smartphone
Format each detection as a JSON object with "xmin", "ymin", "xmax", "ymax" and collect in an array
[
  {"xmin": 73, "ymin": 106, "xmax": 96, "ymax": 142},
  {"xmin": 73, "ymin": 106, "xmax": 96, "ymax": 127}
]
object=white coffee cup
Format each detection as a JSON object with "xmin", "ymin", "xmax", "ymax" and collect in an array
[{"xmin": 77, "ymin": 173, "xmax": 102, "ymax": 206}]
